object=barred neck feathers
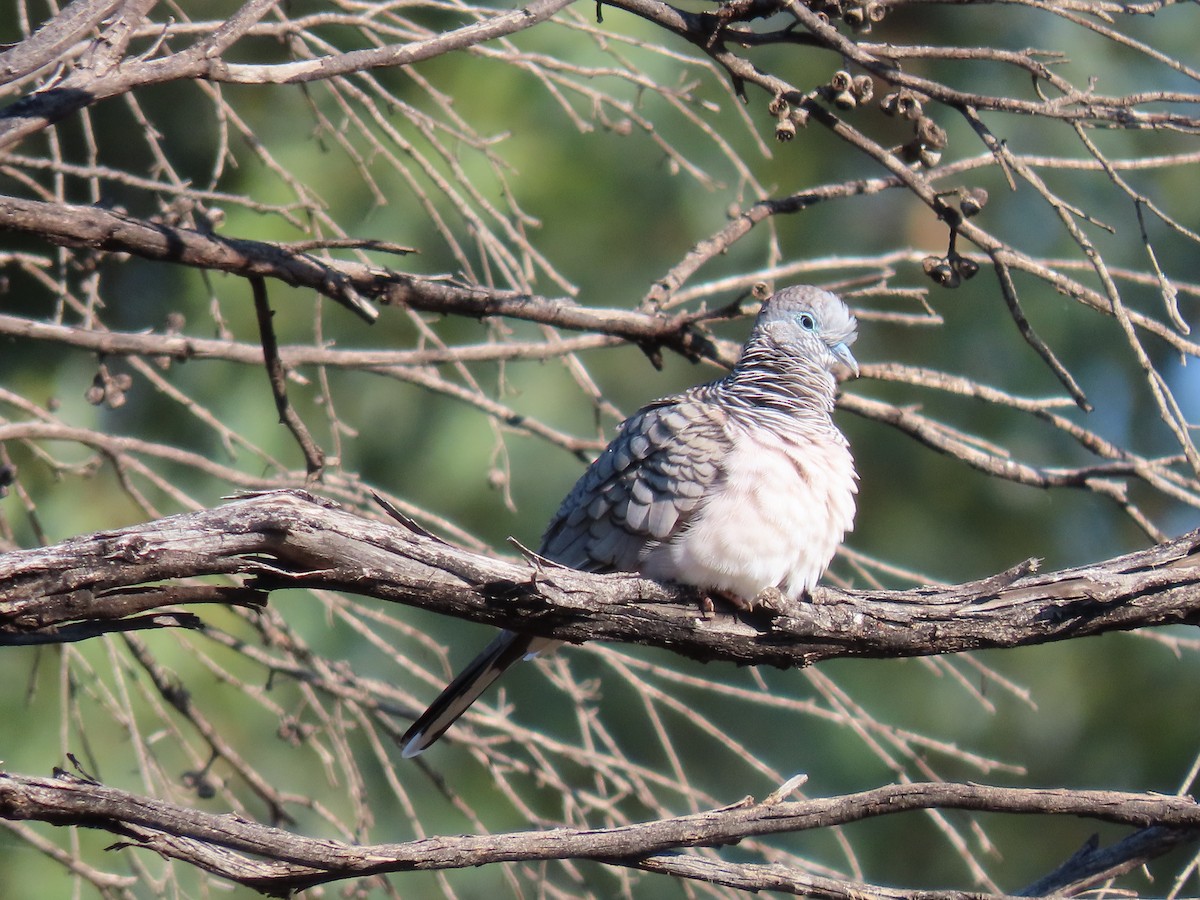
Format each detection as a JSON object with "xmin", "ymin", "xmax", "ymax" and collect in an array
[
  {"xmin": 724, "ymin": 335, "xmax": 838, "ymax": 422},
  {"xmin": 717, "ymin": 285, "xmax": 858, "ymax": 429}
]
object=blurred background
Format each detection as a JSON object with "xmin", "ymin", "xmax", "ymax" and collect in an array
[{"xmin": 1, "ymin": 0, "xmax": 1199, "ymax": 896}]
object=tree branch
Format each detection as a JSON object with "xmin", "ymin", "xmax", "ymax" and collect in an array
[
  {"xmin": 249, "ymin": 276, "xmax": 325, "ymax": 478},
  {"xmin": 0, "ymin": 196, "xmax": 725, "ymax": 360},
  {"xmin": 0, "ymin": 0, "xmax": 577, "ymax": 150},
  {"xmin": 0, "ymin": 195, "xmax": 380, "ymax": 322},
  {"xmin": 1, "ymin": 770, "xmax": 1196, "ymax": 896},
  {"xmin": 2, "ymin": 490, "xmax": 1198, "ymax": 665},
  {"xmin": 0, "ymin": 0, "xmax": 123, "ymax": 87}
]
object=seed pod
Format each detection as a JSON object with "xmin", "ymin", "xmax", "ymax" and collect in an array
[
  {"xmin": 852, "ymin": 75, "xmax": 874, "ymax": 103},
  {"xmin": 790, "ymin": 106, "xmax": 810, "ymax": 128},
  {"xmin": 954, "ymin": 256, "xmax": 981, "ymax": 279},
  {"xmin": 895, "ymin": 89, "xmax": 923, "ymax": 120},
  {"xmin": 830, "ymin": 70, "xmax": 854, "ymax": 93},
  {"xmin": 865, "ymin": 0, "xmax": 886, "ymax": 22},
  {"xmin": 830, "ymin": 90, "xmax": 857, "ymax": 110},
  {"xmin": 960, "ymin": 188, "xmax": 989, "ymax": 217},
  {"xmin": 85, "ymin": 376, "xmax": 106, "ymax": 406},
  {"xmin": 880, "ymin": 92, "xmax": 899, "ymax": 116},
  {"xmin": 915, "ymin": 116, "xmax": 948, "ymax": 150},
  {"xmin": 926, "ymin": 259, "xmax": 961, "ymax": 288},
  {"xmin": 918, "ymin": 147, "xmax": 942, "ymax": 168},
  {"xmin": 899, "ymin": 139, "xmax": 924, "ymax": 165},
  {"xmin": 843, "ymin": 3, "xmax": 866, "ymax": 28},
  {"xmin": 775, "ymin": 117, "xmax": 797, "ymax": 141}
]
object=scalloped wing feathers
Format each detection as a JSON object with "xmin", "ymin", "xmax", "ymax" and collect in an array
[{"xmin": 539, "ymin": 391, "xmax": 728, "ymax": 572}]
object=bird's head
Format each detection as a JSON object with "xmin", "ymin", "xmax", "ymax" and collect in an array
[{"xmin": 752, "ymin": 285, "xmax": 859, "ymax": 377}]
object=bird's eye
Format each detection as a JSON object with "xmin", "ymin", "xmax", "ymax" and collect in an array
[{"xmin": 797, "ymin": 312, "xmax": 816, "ymax": 331}]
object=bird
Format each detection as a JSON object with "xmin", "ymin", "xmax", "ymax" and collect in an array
[{"xmin": 400, "ymin": 284, "xmax": 859, "ymax": 757}]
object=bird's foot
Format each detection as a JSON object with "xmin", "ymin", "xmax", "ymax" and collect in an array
[
  {"xmin": 692, "ymin": 587, "xmax": 789, "ymax": 619},
  {"xmin": 752, "ymin": 586, "xmax": 786, "ymax": 613},
  {"xmin": 706, "ymin": 587, "xmax": 785, "ymax": 616},
  {"xmin": 690, "ymin": 589, "xmax": 740, "ymax": 619}
]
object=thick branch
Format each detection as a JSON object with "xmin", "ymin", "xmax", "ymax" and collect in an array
[{"xmin": 2, "ymin": 491, "xmax": 1198, "ymax": 665}]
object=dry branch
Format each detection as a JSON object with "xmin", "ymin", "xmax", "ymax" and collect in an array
[
  {"xmin": 0, "ymin": 0, "xmax": 123, "ymax": 86},
  {"xmin": 0, "ymin": 196, "xmax": 725, "ymax": 362},
  {"xmin": 0, "ymin": 770, "xmax": 1196, "ymax": 896},
  {"xmin": 0, "ymin": 0, "xmax": 578, "ymax": 150},
  {"xmin": 249, "ymin": 276, "xmax": 325, "ymax": 477},
  {"xmin": 2, "ymin": 490, "xmax": 1199, "ymax": 665}
]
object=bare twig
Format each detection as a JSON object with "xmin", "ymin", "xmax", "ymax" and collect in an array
[{"xmin": 249, "ymin": 276, "xmax": 325, "ymax": 478}]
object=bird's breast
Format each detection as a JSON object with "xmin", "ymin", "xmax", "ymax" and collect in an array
[{"xmin": 642, "ymin": 421, "xmax": 856, "ymax": 600}]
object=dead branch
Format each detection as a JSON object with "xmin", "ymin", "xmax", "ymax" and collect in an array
[
  {"xmin": 0, "ymin": 196, "xmax": 723, "ymax": 362},
  {"xmin": 0, "ymin": 0, "xmax": 577, "ymax": 150},
  {"xmin": 249, "ymin": 277, "xmax": 325, "ymax": 478},
  {"xmin": 0, "ymin": 770, "xmax": 1196, "ymax": 897},
  {"xmin": 1, "ymin": 490, "xmax": 1198, "ymax": 664}
]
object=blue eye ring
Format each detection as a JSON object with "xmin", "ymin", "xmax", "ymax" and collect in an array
[{"xmin": 798, "ymin": 312, "xmax": 816, "ymax": 331}]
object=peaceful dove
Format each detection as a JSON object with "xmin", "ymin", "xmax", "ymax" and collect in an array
[{"xmin": 401, "ymin": 284, "xmax": 858, "ymax": 756}]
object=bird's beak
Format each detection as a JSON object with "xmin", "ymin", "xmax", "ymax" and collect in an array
[{"xmin": 832, "ymin": 342, "xmax": 859, "ymax": 378}]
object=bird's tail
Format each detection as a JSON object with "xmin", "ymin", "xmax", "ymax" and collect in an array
[{"xmin": 400, "ymin": 630, "xmax": 554, "ymax": 757}]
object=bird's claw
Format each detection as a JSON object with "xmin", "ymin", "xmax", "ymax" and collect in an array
[
  {"xmin": 704, "ymin": 587, "xmax": 785, "ymax": 616},
  {"xmin": 752, "ymin": 586, "xmax": 785, "ymax": 614}
]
